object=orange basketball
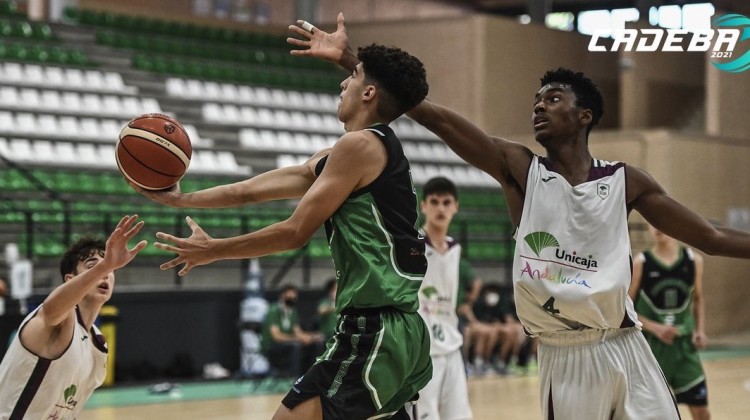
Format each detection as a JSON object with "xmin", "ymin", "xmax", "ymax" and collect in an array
[{"xmin": 116, "ymin": 114, "xmax": 192, "ymax": 190}]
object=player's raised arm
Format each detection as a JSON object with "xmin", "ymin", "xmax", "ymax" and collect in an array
[
  {"xmin": 288, "ymin": 13, "xmax": 533, "ymax": 189},
  {"xmin": 628, "ymin": 166, "xmax": 750, "ymax": 258},
  {"xmin": 408, "ymin": 100, "xmax": 533, "ymax": 185},
  {"xmin": 129, "ymin": 149, "xmax": 328, "ymax": 208},
  {"xmin": 37, "ymin": 215, "xmax": 147, "ymax": 327}
]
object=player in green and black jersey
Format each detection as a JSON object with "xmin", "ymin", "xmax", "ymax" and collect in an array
[
  {"xmin": 630, "ymin": 225, "xmax": 710, "ymax": 420},
  {"xmin": 131, "ymin": 40, "xmax": 432, "ymax": 420}
]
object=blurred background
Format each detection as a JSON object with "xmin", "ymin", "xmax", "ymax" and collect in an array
[{"xmin": 0, "ymin": 0, "xmax": 748, "ymax": 412}]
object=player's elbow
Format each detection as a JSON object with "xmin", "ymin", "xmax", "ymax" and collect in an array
[{"xmin": 698, "ymin": 231, "xmax": 724, "ymax": 256}]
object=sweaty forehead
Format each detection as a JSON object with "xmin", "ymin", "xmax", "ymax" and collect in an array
[{"xmin": 536, "ymin": 82, "xmax": 572, "ymax": 97}]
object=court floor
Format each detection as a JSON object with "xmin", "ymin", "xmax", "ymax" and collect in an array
[{"xmin": 82, "ymin": 354, "xmax": 750, "ymax": 420}]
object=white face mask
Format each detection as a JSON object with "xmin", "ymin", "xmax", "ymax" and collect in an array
[{"xmin": 484, "ymin": 293, "xmax": 500, "ymax": 306}]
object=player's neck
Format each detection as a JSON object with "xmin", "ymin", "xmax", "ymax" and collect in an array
[
  {"xmin": 343, "ymin": 110, "xmax": 386, "ymax": 132},
  {"xmin": 652, "ymin": 241, "xmax": 680, "ymax": 263},
  {"xmin": 77, "ymin": 301, "xmax": 103, "ymax": 331},
  {"xmin": 544, "ymin": 141, "xmax": 592, "ymax": 184},
  {"xmin": 423, "ymin": 223, "xmax": 449, "ymax": 253}
]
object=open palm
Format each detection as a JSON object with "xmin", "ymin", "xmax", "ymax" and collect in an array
[
  {"xmin": 287, "ymin": 12, "xmax": 349, "ymax": 63},
  {"xmin": 155, "ymin": 216, "xmax": 216, "ymax": 276},
  {"xmin": 103, "ymin": 215, "xmax": 147, "ymax": 270}
]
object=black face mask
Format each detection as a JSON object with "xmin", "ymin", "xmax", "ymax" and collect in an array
[{"xmin": 283, "ymin": 298, "xmax": 297, "ymax": 307}]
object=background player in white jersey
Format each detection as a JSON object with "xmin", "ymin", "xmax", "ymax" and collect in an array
[
  {"xmin": 0, "ymin": 215, "xmax": 146, "ymax": 419},
  {"xmin": 293, "ymin": 14, "xmax": 750, "ymax": 419},
  {"xmin": 630, "ymin": 225, "xmax": 711, "ymax": 420},
  {"xmin": 418, "ymin": 176, "xmax": 474, "ymax": 420}
]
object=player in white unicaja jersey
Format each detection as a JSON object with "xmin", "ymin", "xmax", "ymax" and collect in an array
[
  {"xmin": 0, "ymin": 216, "xmax": 145, "ymax": 419},
  {"xmin": 418, "ymin": 177, "xmax": 476, "ymax": 420},
  {"xmin": 514, "ymin": 157, "xmax": 638, "ymax": 334},
  {"xmin": 290, "ymin": 15, "xmax": 750, "ymax": 419}
]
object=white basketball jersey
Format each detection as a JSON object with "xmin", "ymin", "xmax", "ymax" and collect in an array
[
  {"xmin": 513, "ymin": 156, "xmax": 640, "ymax": 336},
  {"xmin": 0, "ymin": 306, "xmax": 108, "ymax": 419},
  {"xmin": 418, "ymin": 237, "xmax": 464, "ymax": 356}
]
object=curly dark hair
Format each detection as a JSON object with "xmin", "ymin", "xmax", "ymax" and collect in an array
[
  {"xmin": 357, "ymin": 43, "xmax": 428, "ymax": 120},
  {"xmin": 423, "ymin": 176, "xmax": 458, "ymax": 200},
  {"xmin": 59, "ymin": 237, "xmax": 105, "ymax": 279},
  {"xmin": 540, "ymin": 68, "xmax": 604, "ymax": 135}
]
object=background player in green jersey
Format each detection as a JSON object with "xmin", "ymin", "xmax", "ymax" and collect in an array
[
  {"xmin": 262, "ymin": 285, "xmax": 325, "ymax": 378},
  {"xmin": 629, "ymin": 225, "xmax": 710, "ymax": 420},
  {"xmin": 131, "ymin": 38, "xmax": 431, "ymax": 420}
]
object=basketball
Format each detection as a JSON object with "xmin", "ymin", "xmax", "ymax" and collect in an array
[{"xmin": 116, "ymin": 113, "xmax": 192, "ymax": 190}]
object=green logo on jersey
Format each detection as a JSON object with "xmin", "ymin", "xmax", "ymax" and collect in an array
[
  {"xmin": 64, "ymin": 384, "xmax": 78, "ymax": 407},
  {"xmin": 421, "ymin": 286, "xmax": 439, "ymax": 299},
  {"xmin": 524, "ymin": 231, "xmax": 560, "ymax": 257}
]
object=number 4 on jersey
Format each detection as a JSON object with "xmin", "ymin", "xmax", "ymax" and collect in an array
[{"xmin": 543, "ymin": 297, "xmax": 560, "ymax": 315}]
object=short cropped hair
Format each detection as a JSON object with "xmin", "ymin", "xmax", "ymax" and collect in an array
[
  {"xmin": 59, "ymin": 237, "xmax": 105, "ymax": 279},
  {"xmin": 279, "ymin": 284, "xmax": 298, "ymax": 295},
  {"xmin": 358, "ymin": 44, "xmax": 429, "ymax": 120},
  {"xmin": 423, "ymin": 176, "xmax": 458, "ymax": 200},
  {"xmin": 540, "ymin": 68, "xmax": 604, "ymax": 135},
  {"xmin": 324, "ymin": 278, "xmax": 337, "ymax": 294}
]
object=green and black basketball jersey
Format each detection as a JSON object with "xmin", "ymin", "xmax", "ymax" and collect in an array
[
  {"xmin": 315, "ymin": 123, "xmax": 427, "ymax": 313},
  {"xmin": 635, "ymin": 247, "xmax": 696, "ymax": 336}
]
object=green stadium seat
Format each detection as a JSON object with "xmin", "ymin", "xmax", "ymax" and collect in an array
[
  {"xmin": 49, "ymin": 47, "xmax": 70, "ymax": 64},
  {"xmin": 0, "ymin": 210, "xmax": 24, "ymax": 224},
  {"xmin": 308, "ymin": 239, "xmax": 330, "ymax": 259},
  {"xmin": 63, "ymin": 5, "xmax": 79, "ymax": 21},
  {"xmin": 30, "ymin": 45, "xmax": 49, "ymax": 61},
  {"xmin": 219, "ymin": 28, "xmax": 235, "ymax": 43},
  {"xmin": 0, "ymin": 1, "xmax": 19, "ymax": 16},
  {"xmin": 13, "ymin": 21, "xmax": 32, "ymax": 38},
  {"xmin": 70, "ymin": 50, "xmax": 88, "ymax": 65},
  {"xmin": 8, "ymin": 42, "xmax": 27, "ymax": 59},
  {"xmin": 79, "ymin": 9, "xmax": 97, "ymax": 25},
  {"xmin": 0, "ymin": 20, "xmax": 12, "ymax": 37},
  {"xmin": 32, "ymin": 24, "xmax": 55, "ymax": 41},
  {"xmin": 34, "ymin": 238, "xmax": 66, "ymax": 257}
]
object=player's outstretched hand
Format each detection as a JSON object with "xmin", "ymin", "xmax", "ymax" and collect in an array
[
  {"xmin": 103, "ymin": 215, "xmax": 148, "ymax": 270},
  {"xmin": 126, "ymin": 180, "xmax": 184, "ymax": 208},
  {"xmin": 155, "ymin": 216, "xmax": 216, "ymax": 276},
  {"xmin": 288, "ymin": 12, "xmax": 350, "ymax": 64}
]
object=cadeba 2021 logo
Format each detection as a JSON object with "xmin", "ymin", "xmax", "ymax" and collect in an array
[{"xmin": 587, "ymin": 13, "xmax": 750, "ymax": 73}]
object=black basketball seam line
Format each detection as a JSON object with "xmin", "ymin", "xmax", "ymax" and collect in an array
[
  {"xmin": 120, "ymin": 134, "xmax": 189, "ymax": 171},
  {"xmin": 119, "ymin": 141, "xmax": 185, "ymax": 178},
  {"xmin": 129, "ymin": 118, "xmax": 192, "ymax": 156},
  {"xmin": 138, "ymin": 116, "xmax": 191, "ymax": 139},
  {"xmin": 125, "ymin": 125, "xmax": 192, "ymax": 157}
]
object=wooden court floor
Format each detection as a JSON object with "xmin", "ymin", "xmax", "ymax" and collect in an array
[{"xmin": 81, "ymin": 356, "xmax": 750, "ymax": 420}]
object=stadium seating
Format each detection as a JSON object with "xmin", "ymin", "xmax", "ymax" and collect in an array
[{"xmin": 0, "ymin": 8, "xmax": 513, "ymax": 264}]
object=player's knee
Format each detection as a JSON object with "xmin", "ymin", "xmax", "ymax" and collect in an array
[{"xmin": 689, "ymin": 406, "xmax": 710, "ymax": 420}]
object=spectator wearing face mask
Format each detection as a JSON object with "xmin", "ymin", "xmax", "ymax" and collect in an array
[{"xmin": 262, "ymin": 285, "xmax": 325, "ymax": 378}]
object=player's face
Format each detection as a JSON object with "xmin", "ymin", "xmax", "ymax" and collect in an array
[
  {"xmin": 421, "ymin": 193, "xmax": 458, "ymax": 230},
  {"xmin": 532, "ymin": 83, "xmax": 583, "ymax": 145},
  {"xmin": 337, "ymin": 63, "xmax": 370, "ymax": 123},
  {"xmin": 281, "ymin": 289, "xmax": 298, "ymax": 306},
  {"xmin": 648, "ymin": 225, "xmax": 676, "ymax": 246},
  {"xmin": 73, "ymin": 250, "xmax": 114, "ymax": 303}
]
